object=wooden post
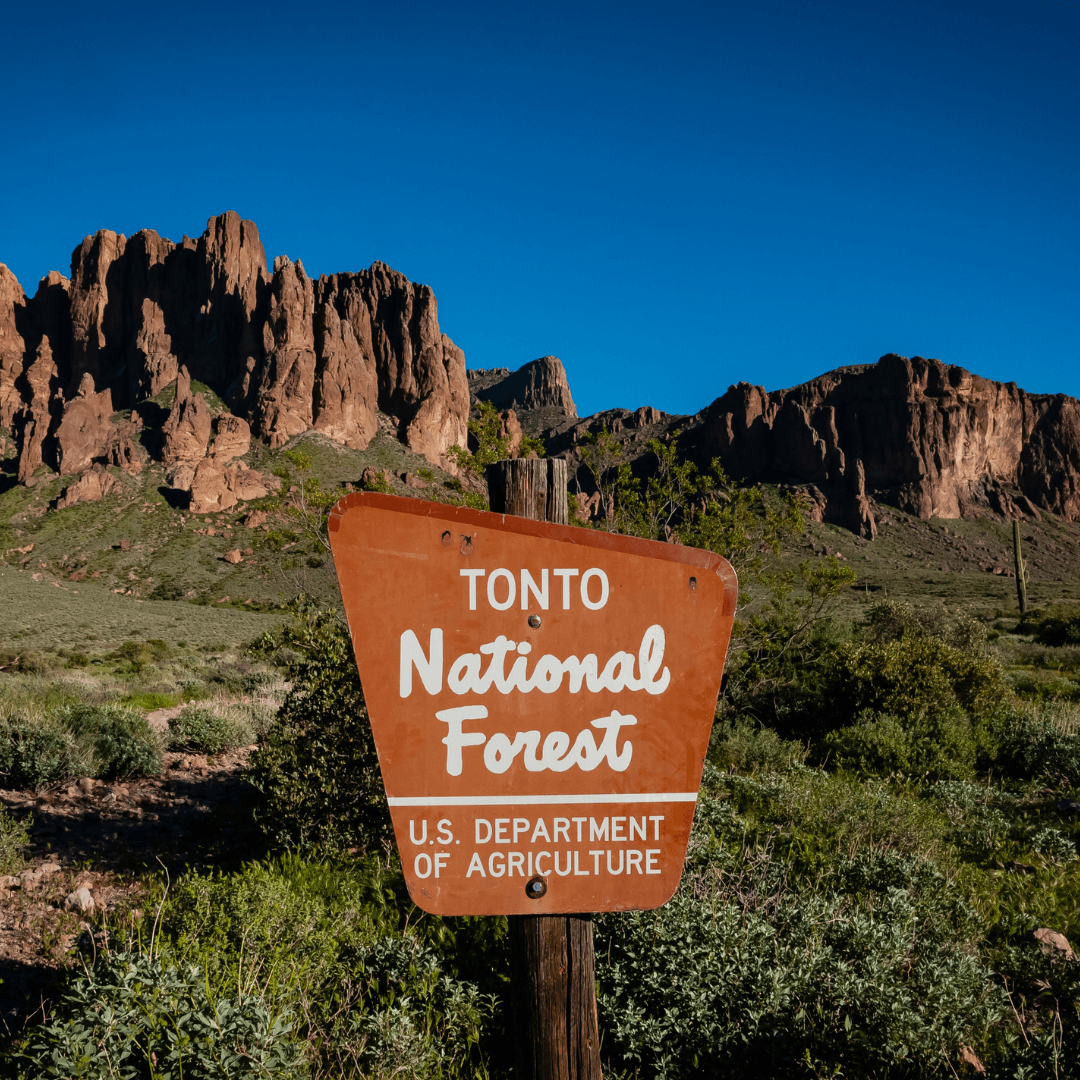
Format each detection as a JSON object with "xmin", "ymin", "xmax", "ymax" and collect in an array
[
  {"xmin": 486, "ymin": 456, "xmax": 603, "ymax": 1080},
  {"xmin": 1013, "ymin": 519, "xmax": 1028, "ymax": 615}
]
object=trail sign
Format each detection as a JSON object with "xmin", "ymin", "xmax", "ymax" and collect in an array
[{"xmin": 329, "ymin": 491, "xmax": 737, "ymax": 916}]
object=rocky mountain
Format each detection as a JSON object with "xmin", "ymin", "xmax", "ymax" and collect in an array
[
  {"xmin": 0, "ymin": 212, "xmax": 470, "ymax": 509},
  {"xmin": 539, "ymin": 354, "xmax": 1080, "ymax": 539},
  {"xmin": 3, "ymin": 212, "xmax": 1079, "ymax": 538}
]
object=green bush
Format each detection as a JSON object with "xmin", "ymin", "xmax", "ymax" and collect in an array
[
  {"xmin": 168, "ymin": 706, "xmax": 245, "ymax": 755},
  {"xmin": 594, "ymin": 849, "xmax": 1000, "ymax": 1078},
  {"xmin": 0, "ymin": 718, "xmax": 83, "ymax": 789},
  {"xmin": 790, "ymin": 633, "xmax": 1008, "ymax": 742},
  {"xmin": 823, "ymin": 705, "xmax": 977, "ymax": 780},
  {"xmin": 0, "ymin": 706, "xmax": 162, "ymax": 789},
  {"xmin": 248, "ymin": 605, "xmax": 390, "ymax": 854},
  {"xmin": 1023, "ymin": 607, "xmax": 1080, "ymax": 648},
  {"xmin": 996, "ymin": 714, "xmax": 1080, "ymax": 788},
  {"xmin": 7, "ymin": 952, "xmax": 304, "ymax": 1079},
  {"xmin": 708, "ymin": 718, "xmax": 806, "ymax": 774},
  {"xmin": 158, "ymin": 856, "xmax": 499, "ymax": 1079},
  {"xmin": 54, "ymin": 704, "xmax": 162, "ymax": 780}
]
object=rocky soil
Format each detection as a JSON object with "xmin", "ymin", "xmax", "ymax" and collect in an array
[{"xmin": 0, "ymin": 747, "xmax": 259, "ymax": 1040}]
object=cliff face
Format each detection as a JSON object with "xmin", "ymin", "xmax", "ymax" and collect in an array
[
  {"xmin": 0, "ymin": 211, "xmax": 469, "ymax": 491},
  {"xmin": 694, "ymin": 354, "xmax": 1080, "ymax": 537}
]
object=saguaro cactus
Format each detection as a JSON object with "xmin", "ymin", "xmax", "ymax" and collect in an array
[{"xmin": 1013, "ymin": 520, "xmax": 1028, "ymax": 615}]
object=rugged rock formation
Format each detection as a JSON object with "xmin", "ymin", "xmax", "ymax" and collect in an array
[
  {"xmin": 7, "ymin": 213, "xmax": 1080, "ymax": 539},
  {"xmin": 0, "ymin": 265, "xmax": 28, "ymax": 430},
  {"xmin": 209, "ymin": 415, "xmax": 251, "ymax": 461},
  {"xmin": 188, "ymin": 458, "xmax": 281, "ymax": 514},
  {"xmin": 55, "ymin": 464, "xmax": 117, "ymax": 509},
  {"xmin": 55, "ymin": 374, "xmax": 114, "ymax": 476},
  {"xmin": 693, "ymin": 354, "xmax": 1080, "ymax": 536},
  {"xmin": 471, "ymin": 356, "xmax": 577, "ymax": 417},
  {"xmin": 0, "ymin": 211, "xmax": 472, "ymax": 505},
  {"xmin": 161, "ymin": 367, "xmax": 212, "ymax": 466}
]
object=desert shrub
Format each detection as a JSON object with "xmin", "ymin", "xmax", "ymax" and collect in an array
[
  {"xmin": 158, "ymin": 855, "xmax": 499, "ymax": 1079},
  {"xmin": 119, "ymin": 691, "xmax": 176, "ymax": 711},
  {"xmin": 995, "ymin": 713, "xmax": 1080, "ymax": 789},
  {"xmin": 0, "ymin": 706, "xmax": 161, "ymax": 788},
  {"xmin": 708, "ymin": 717, "xmax": 806, "ymax": 774},
  {"xmin": 862, "ymin": 599, "xmax": 990, "ymax": 654},
  {"xmin": 168, "ymin": 705, "xmax": 247, "ymax": 754},
  {"xmin": 53, "ymin": 704, "xmax": 162, "ymax": 780},
  {"xmin": 793, "ymin": 634, "xmax": 1008, "ymax": 741},
  {"xmin": 0, "ymin": 650, "xmax": 49, "ymax": 675},
  {"xmin": 248, "ymin": 605, "xmax": 389, "ymax": 854},
  {"xmin": 1029, "ymin": 826, "xmax": 1077, "ymax": 863},
  {"xmin": 1023, "ymin": 607, "xmax": 1080, "ymax": 648},
  {"xmin": 0, "ymin": 717, "xmax": 84, "ymax": 789},
  {"xmin": 6, "ymin": 951, "xmax": 304, "ymax": 1079},
  {"xmin": 1007, "ymin": 668, "xmax": 1080, "ymax": 702},
  {"xmin": 823, "ymin": 705, "xmax": 977, "ymax": 780},
  {"xmin": 595, "ymin": 848, "xmax": 1000, "ymax": 1078},
  {"xmin": 0, "ymin": 805, "xmax": 31, "ymax": 876},
  {"xmin": 989, "ymin": 941, "xmax": 1080, "ymax": 1078},
  {"xmin": 149, "ymin": 576, "xmax": 185, "ymax": 601}
]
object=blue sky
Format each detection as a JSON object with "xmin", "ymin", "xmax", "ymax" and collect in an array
[{"xmin": 1, "ymin": 0, "xmax": 1076, "ymax": 417}]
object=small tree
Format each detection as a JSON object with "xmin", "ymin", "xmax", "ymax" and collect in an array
[{"xmin": 578, "ymin": 426, "xmax": 624, "ymax": 521}]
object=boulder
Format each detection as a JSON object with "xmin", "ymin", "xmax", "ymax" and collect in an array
[
  {"xmin": 63, "ymin": 886, "xmax": 95, "ymax": 913},
  {"xmin": 110, "ymin": 436, "xmax": 145, "ymax": 474},
  {"xmin": 361, "ymin": 466, "xmax": 392, "ymax": 490},
  {"xmin": 162, "ymin": 366, "xmax": 212, "ymax": 465},
  {"xmin": 1034, "ymin": 927, "xmax": 1076, "ymax": 961},
  {"xmin": 188, "ymin": 458, "xmax": 281, "ymax": 514},
  {"xmin": 210, "ymin": 414, "xmax": 251, "ymax": 460},
  {"xmin": 224, "ymin": 549, "xmax": 243, "ymax": 564},
  {"xmin": 56, "ymin": 465, "xmax": 117, "ymax": 509}
]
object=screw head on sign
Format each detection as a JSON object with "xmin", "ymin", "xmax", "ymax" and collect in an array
[
  {"xmin": 525, "ymin": 876, "xmax": 548, "ymax": 899},
  {"xmin": 528, "ymin": 614, "xmax": 542, "ymax": 628}
]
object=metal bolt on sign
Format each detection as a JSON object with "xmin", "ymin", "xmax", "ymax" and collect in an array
[{"xmin": 328, "ymin": 456, "xmax": 737, "ymax": 1080}]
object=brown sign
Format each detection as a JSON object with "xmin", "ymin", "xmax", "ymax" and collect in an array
[{"xmin": 328, "ymin": 492, "xmax": 737, "ymax": 916}]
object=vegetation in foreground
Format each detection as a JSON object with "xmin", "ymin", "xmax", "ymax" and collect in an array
[{"xmin": 1, "ymin": 433, "xmax": 1079, "ymax": 1077}]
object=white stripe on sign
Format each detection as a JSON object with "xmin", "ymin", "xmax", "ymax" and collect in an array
[{"xmin": 386, "ymin": 792, "xmax": 699, "ymax": 807}]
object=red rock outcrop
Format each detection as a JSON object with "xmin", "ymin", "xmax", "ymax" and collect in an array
[
  {"xmin": 188, "ymin": 458, "xmax": 281, "ymax": 514},
  {"xmin": 55, "ymin": 464, "xmax": 117, "ymax": 509},
  {"xmin": 15, "ymin": 338, "xmax": 62, "ymax": 482},
  {"xmin": 210, "ymin": 415, "xmax": 251, "ymax": 461},
  {"xmin": 695, "ymin": 354, "xmax": 1080, "ymax": 535},
  {"xmin": 252, "ymin": 257, "xmax": 316, "ymax": 446},
  {"xmin": 161, "ymin": 367, "xmax": 212, "ymax": 466},
  {"xmin": 55, "ymin": 373, "xmax": 114, "ymax": 476},
  {"xmin": 472, "ymin": 355, "xmax": 577, "ymax": 417},
  {"xmin": 3, "ymin": 213, "xmax": 470, "ymax": 487},
  {"xmin": 311, "ymin": 292, "xmax": 378, "ymax": 449},
  {"xmin": 0, "ymin": 265, "xmax": 28, "ymax": 429}
]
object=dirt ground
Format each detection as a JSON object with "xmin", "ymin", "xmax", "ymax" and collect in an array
[{"xmin": 0, "ymin": 747, "xmax": 261, "ymax": 1042}]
